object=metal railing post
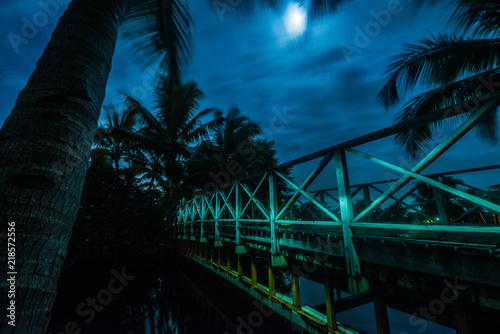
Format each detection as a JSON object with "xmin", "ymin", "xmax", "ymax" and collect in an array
[
  {"xmin": 269, "ymin": 172, "xmax": 278, "ymax": 255},
  {"xmin": 215, "ymin": 192, "xmax": 220, "ymax": 241},
  {"xmin": 334, "ymin": 148, "xmax": 367, "ymax": 294},
  {"xmin": 235, "ymin": 183, "xmax": 240, "ymax": 245}
]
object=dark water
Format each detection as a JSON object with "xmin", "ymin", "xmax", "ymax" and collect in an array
[
  {"xmin": 46, "ymin": 249, "xmax": 300, "ymax": 334},
  {"xmin": 46, "ymin": 248, "xmax": 456, "ymax": 334}
]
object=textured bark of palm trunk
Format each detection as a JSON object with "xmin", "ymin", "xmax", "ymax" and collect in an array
[{"xmin": 0, "ymin": 0, "xmax": 127, "ymax": 332}]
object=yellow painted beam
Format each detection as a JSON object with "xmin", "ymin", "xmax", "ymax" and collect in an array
[
  {"xmin": 292, "ymin": 274, "xmax": 301, "ymax": 308},
  {"xmin": 324, "ymin": 277, "xmax": 338, "ymax": 333},
  {"xmin": 251, "ymin": 255, "xmax": 257, "ymax": 287},
  {"xmin": 217, "ymin": 247, "xmax": 222, "ymax": 268},
  {"xmin": 237, "ymin": 254, "xmax": 243, "ymax": 278},
  {"xmin": 227, "ymin": 247, "xmax": 232, "ymax": 273},
  {"xmin": 268, "ymin": 259, "xmax": 275, "ymax": 297}
]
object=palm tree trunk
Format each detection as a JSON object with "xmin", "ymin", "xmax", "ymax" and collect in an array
[{"xmin": 0, "ymin": 0, "xmax": 127, "ymax": 332}]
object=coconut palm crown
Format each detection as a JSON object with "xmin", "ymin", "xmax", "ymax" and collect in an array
[{"xmin": 378, "ymin": 0, "xmax": 500, "ymax": 155}]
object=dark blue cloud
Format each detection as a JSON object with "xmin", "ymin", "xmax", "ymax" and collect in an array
[{"xmin": 1, "ymin": 0, "xmax": 498, "ymax": 189}]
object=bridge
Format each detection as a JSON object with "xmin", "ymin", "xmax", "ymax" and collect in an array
[{"xmin": 169, "ymin": 98, "xmax": 500, "ymax": 333}]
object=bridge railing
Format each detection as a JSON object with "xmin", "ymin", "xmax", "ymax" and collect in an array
[{"xmin": 174, "ymin": 96, "xmax": 500, "ymax": 290}]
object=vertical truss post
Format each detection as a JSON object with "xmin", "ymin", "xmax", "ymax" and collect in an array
[
  {"xmin": 190, "ymin": 215, "xmax": 194, "ymax": 236},
  {"xmin": 363, "ymin": 185, "xmax": 372, "ymax": 222},
  {"xmin": 200, "ymin": 199, "xmax": 205, "ymax": 242},
  {"xmin": 215, "ymin": 193, "xmax": 220, "ymax": 241},
  {"xmin": 269, "ymin": 172, "xmax": 278, "ymax": 256},
  {"xmin": 433, "ymin": 177, "xmax": 449, "ymax": 225},
  {"xmin": 183, "ymin": 216, "xmax": 186, "ymax": 238},
  {"xmin": 334, "ymin": 149, "xmax": 366, "ymax": 294},
  {"xmin": 235, "ymin": 183, "xmax": 241, "ymax": 245},
  {"xmin": 269, "ymin": 172, "xmax": 286, "ymax": 267}
]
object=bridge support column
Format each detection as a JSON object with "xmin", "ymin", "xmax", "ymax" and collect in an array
[
  {"xmin": 251, "ymin": 255, "xmax": 257, "ymax": 287},
  {"xmin": 227, "ymin": 247, "xmax": 232, "ymax": 273},
  {"xmin": 374, "ymin": 296, "xmax": 390, "ymax": 334},
  {"xmin": 292, "ymin": 274, "xmax": 300, "ymax": 308},
  {"xmin": 268, "ymin": 259, "xmax": 275, "ymax": 297},
  {"xmin": 324, "ymin": 277, "xmax": 338, "ymax": 333},
  {"xmin": 217, "ymin": 247, "xmax": 222, "ymax": 269},
  {"xmin": 204, "ymin": 244, "xmax": 208, "ymax": 262},
  {"xmin": 237, "ymin": 254, "xmax": 243, "ymax": 278}
]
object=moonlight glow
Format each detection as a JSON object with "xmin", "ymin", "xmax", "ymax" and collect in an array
[{"xmin": 283, "ymin": 3, "xmax": 307, "ymax": 38}]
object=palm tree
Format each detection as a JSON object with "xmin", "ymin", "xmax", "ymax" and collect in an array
[
  {"xmin": 412, "ymin": 177, "xmax": 466, "ymax": 223},
  {"xmin": 0, "ymin": 0, "xmax": 354, "ymax": 331},
  {"xmin": 185, "ymin": 108, "xmax": 264, "ymax": 189},
  {"xmin": 94, "ymin": 105, "xmax": 141, "ymax": 172},
  {"xmin": 378, "ymin": 0, "xmax": 500, "ymax": 155},
  {"xmin": 0, "ymin": 1, "xmax": 192, "ymax": 331},
  {"xmin": 125, "ymin": 78, "xmax": 216, "ymax": 187}
]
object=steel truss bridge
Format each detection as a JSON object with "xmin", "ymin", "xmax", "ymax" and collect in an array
[{"xmin": 170, "ymin": 98, "xmax": 500, "ymax": 333}]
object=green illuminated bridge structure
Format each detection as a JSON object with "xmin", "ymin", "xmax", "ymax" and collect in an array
[{"xmin": 169, "ymin": 98, "xmax": 500, "ymax": 333}]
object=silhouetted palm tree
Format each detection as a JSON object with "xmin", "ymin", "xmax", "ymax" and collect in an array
[
  {"xmin": 378, "ymin": 0, "xmax": 500, "ymax": 155},
  {"xmin": 125, "ymin": 78, "xmax": 217, "ymax": 188},
  {"xmin": 94, "ymin": 105, "xmax": 142, "ymax": 172},
  {"xmin": 185, "ymin": 108, "xmax": 264, "ymax": 189},
  {"xmin": 412, "ymin": 177, "xmax": 466, "ymax": 223}
]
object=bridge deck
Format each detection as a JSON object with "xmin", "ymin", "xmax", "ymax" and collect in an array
[{"xmin": 171, "ymin": 98, "xmax": 500, "ymax": 333}]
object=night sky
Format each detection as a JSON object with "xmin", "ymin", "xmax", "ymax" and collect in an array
[
  {"xmin": 3, "ymin": 1, "xmax": 497, "ymax": 332},
  {"xmin": 1, "ymin": 0, "xmax": 498, "ymax": 190}
]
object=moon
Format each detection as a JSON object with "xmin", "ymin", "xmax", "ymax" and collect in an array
[{"xmin": 283, "ymin": 3, "xmax": 307, "ymax": 38}]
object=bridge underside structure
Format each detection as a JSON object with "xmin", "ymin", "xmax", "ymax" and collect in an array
[{"xmin": 170, "ymin": 98, "xmax": 500, "ymax": 333}]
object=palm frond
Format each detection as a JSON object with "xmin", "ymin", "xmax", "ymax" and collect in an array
[
  {"xmin": 393, "ymin": 69, "xmax": 500, "ymax": 155},
  {"xmin": 449, "ymin": 0, "xmax": 500, "ymax": 36},
  {"xmin": 123, "ymin": 94, "xmax": 167, "ymax": 138},
  {"xmin": 378, "ymin": 35, "xmax": 500, "ymax": 108},
  {"xmin": 123, "ymin": 0, "xmax": 192, "ymax": 84}
]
